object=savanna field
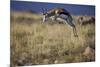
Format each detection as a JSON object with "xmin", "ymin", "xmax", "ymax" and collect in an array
[{"xmin": 10, "ymin": 11, "xmax": 95, "ymax": 67}]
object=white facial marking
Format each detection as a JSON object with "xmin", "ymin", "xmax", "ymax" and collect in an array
[{"xmin": 43, "ymin": 16, "xmax": 46, "ymax": 22}]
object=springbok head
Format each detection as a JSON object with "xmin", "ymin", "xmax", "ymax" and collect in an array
[{"xmin": 42, "ymin": 8, "xmax": 49, "ymax": 22}]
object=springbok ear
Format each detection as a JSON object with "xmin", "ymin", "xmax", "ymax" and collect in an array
[
  {"xmin": 42, "ymin": 8, "xmax": 45, "ymax": 14},
  {"xmin": 41, "ymin": 8, "xmax": 48, "ymax": 15}
]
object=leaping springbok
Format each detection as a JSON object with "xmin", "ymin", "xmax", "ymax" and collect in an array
[{"xmin": 42, "ymin": 8, "xmax": 78, "ymax": 37}]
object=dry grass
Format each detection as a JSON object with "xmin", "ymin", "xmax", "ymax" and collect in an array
[{"xmin": 10, "ymin": 12, "xmax": 95, "ymax": 67}]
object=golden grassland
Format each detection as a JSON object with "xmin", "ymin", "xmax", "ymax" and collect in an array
[{"xmin": 10, "ymin": 11, "xmax": 95, "ymax": 66}]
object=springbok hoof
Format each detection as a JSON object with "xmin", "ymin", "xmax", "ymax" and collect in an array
[{"xmin": 74, "ymin": 35, "xmax": 78, "ymax": 37}]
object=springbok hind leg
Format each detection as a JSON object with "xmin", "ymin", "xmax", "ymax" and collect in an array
[{"xmin": 73, "ymin": 27, "xmax": 78, "ymax": 37}]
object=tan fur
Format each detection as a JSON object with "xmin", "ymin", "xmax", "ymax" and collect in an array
[{"xmin": 47, "ymin": 8, "xmax": 65, "ymax": 15}]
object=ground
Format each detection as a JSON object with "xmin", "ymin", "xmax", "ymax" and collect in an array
[{"xmin": 10, "ymin": 11, "xmax": 95, "ymax": 67}]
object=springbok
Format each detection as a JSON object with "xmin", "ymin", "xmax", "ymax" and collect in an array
[{"xmin": 42, "ymin": 8, "xmax": 78, "ymax": 37}]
